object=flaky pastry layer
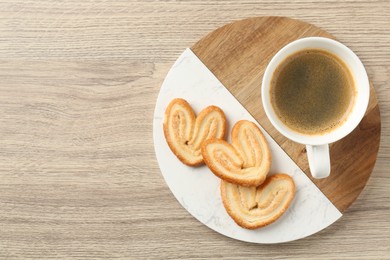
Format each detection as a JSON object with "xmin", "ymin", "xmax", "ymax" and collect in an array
[
  {"xmin": 163, "ymin": 98, "xmax": 227, "ymax": 166},
  {"xmin": 221, "ymin": 174, "xmax": 295, "ymax": 229},
  {"xmin": 202, "ymin": 120, "xmax": 271, "ymax": 186}
]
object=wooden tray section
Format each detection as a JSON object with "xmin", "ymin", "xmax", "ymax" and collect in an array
[{"xmin": 191, "ymin": 16, "xmax": 381, "ymax": 213}]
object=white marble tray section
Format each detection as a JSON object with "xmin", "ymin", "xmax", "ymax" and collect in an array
[{"xmin": 153, "ymin": 48, "xmax": 342, "ymax": 243}]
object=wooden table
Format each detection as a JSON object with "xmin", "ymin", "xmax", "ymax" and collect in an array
[{"xmin": 0, "ymin": 1, "xmax": 388, "ymax": 258}]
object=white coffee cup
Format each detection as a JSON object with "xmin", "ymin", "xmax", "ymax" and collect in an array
[{"xmin": 262, "ymin": 37, "xmax": 370, "ymax": 179}]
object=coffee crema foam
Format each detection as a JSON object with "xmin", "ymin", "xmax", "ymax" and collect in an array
[{"xmin": 270, "ymin": 48, "xmax": 356, "ymax": 135}]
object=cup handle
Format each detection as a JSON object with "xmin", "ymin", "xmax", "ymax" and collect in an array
[{"xmin": 306, "ymin": 144, "xmax": 331, "ymax": 179}]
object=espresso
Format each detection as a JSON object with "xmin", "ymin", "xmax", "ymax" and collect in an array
[{"xmin": 270, "ymin": 49, "xmax": 355, "ymax": 135}]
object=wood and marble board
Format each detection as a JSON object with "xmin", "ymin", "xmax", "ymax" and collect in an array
[
  {"xmin": 191, "ymin": 16, "xmax": 381, "ymax": 213},
  {"xmin": 153, "ymin": 16, "xmax": 380, "ymax": 243}
]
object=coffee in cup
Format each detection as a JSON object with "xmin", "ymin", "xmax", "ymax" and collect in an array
[
  {"xmin": 270, "ymin": 48, "xmax": 356, "ymax": 135},
  {"xmin": 262, "ymin": 37, "xmax": 370, "ymax": 179}
]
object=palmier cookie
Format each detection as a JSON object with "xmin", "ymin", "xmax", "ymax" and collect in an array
[
  {"xmin": 201, "ymin": 120, "xmax": 271, "ymax": 186},
  {"xmin": 221, "ymin": 174, "xmax": 295, "ymax": 229},
  {"xmin": 163, "ymin": 98, "xmax": 227, "ymax": 166}
]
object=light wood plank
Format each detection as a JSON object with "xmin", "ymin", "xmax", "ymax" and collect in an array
[{"xmin": 0, "ymin": 0, "xmax": 389, "ymax": 258}]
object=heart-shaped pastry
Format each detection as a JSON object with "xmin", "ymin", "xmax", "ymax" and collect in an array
[
  {"xmin": 201, "ymin": 120, "xmax": 271, "ymax": 186},
  {"xmin": 163, "ymin": 98, "xmax": 227, "ymax": 166},
  {"xmin": 221, "ymin": 173, "xmax": 295, "ymax": 229}
]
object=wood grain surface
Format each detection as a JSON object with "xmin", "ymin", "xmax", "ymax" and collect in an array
[
  {"xmin": 191, "ymin": 16, "xmax": 381, "ymax": 213},
  {"xmin": 0, "ymin": 0, "xmax": 389, "ymax": 259}
]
